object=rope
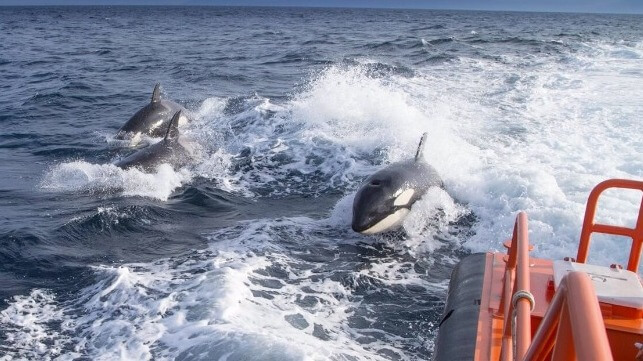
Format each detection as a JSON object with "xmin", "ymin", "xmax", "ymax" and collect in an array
[
  {"xmin": 512, "ymin": 290, "xmax": 536, "ymax": 311},
  {"xmin": 511, "ymin": 290, "xmax": 536, "ymax": 360}
]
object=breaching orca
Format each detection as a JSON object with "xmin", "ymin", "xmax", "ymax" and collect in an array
[
  {"xmin": 351, "ymin": 133, "xmax": 443, "ymax": 234},
  {"xmin": 115, "ymin": 110, "xmax": 194, "ymax": 171},
  {"xmin": 116, "ymin": 83, "xmax": 188, "ymax": 140}
]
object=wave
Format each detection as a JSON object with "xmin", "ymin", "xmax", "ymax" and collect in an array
[
  {"xmin": 0, "ymin": 195, "xmax": 466, "ymax": 360},
  {"xmin": 421, "ymin": 37, "xmax": 455, "ymax": 46}
]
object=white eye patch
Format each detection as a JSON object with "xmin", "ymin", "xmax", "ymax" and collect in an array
[{"xmin": 393, "ymin": 189, "xmax": 415, "ymax": 206}]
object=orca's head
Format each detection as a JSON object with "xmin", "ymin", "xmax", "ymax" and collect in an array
[{"xmin": 351, "ymin": 174, "xmax": 416, "ymax": 235}]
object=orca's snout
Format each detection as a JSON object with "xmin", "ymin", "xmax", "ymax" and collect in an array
[
  {"xmin": 351, "ymin": 220, "xmax": 362, "ymax": 233},
  {"xmin": 351, "ymin": 197, "xmax": 369, "ymax": 233},
  {"xmin": 351, "ymin": 182, "xmax": 387, "ymax": 234},
  {"xmin": 351, "ymin": 212, "xmax": 371, "ymax": 233}
]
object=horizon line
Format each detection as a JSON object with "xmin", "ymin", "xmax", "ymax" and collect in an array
[{"xmin": 0, "ymin": 4, "xmax": 641, "ymax": 16}]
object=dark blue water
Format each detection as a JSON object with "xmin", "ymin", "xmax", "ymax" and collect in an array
[{"xmin": 0, "ymin": 6, "xmax": 641, "ymax": 360}]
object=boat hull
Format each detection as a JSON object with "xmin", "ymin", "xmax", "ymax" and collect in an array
[{"xmin": 433, "ymin": 253, "xmax": 486, "ymax": 361}]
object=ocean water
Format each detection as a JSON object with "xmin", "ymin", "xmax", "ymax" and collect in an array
[{"xmin": 0, "ymin": 6, "xmax": 641, "ymax": 360}]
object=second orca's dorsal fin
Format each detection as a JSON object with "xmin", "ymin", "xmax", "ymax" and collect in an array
[
  {"xmin": 151, "ymin": 83, "xmax": 161, "ymax": 103},
  {"xmin": 164, "ymin": 110, "xmax": 181, "ymax": 140},
  {"xmin": 414, "ymin": 132, "xmax": 428, "ymax": 162}
]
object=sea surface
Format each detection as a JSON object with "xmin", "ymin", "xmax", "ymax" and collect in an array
[{"xmin": 0, "ymin": 6, "xmax": 641, "ymax": 360}]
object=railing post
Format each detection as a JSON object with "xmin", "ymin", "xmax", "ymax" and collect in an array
[
  {"xmin": 501, "ymin": 269, "xmax": 514, "ymax": 361},
  {"xmin": 577, "ymin": 183, "xmax": 602, "ymax": 264},
  {"xmin": 500, "ymin": 212, "xmax": 532, "ymax": 361},
  {"xmin": 566, "ymin": 272, "xmax": 614, "ymax": 361},
  {"xmin": 515, "ymin": 213, "xmax": 532, "ymax": 359},
  {"xmin": 551, "ymin": 301, "xmax": 575, "ymax": 361},
  {"xmin": 627, "ymin": 196, "xmax": 643, "ymax": 271},
  {"xmin": 522, "ymin": 272, "xmax": 614, "ymax": 361},
  {"xmin": 500, "ymin": 216, "xmax": 518, "ymax": 361}
]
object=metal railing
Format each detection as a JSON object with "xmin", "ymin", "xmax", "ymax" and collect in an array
[
  {"xmin": 499, "ymin": 205, "xmax": 620, "ymax": 361},
  {"xmin": 576, "ymin": 179, "xmax": 643, "ymax": 272}
]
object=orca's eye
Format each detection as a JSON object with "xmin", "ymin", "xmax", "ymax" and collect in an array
[{"xmin": 370, "ymin": 180, "xmax": 381, "ymax": 186}]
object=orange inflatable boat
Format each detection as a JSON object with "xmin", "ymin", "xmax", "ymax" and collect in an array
[{"xmin": 433, "ymin": 179, "xmax": 643, "ymax": 361}]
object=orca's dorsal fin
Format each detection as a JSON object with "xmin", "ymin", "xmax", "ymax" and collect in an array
[
  {"xmin": 164, "ymin": 110, "xmax": 181, "ymax": 140},
  {"xmin": 414, "ymin": 132, "xmax": 428, "ymax": 162},
  {"xmin": 151, "ymin": 83, "xmax": 161, "ymax": 103}
]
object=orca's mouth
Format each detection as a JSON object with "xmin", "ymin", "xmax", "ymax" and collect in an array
[
  {"xmin": 352, "ymin": 206, "xmax": 412, "ymax": 234},
  {"xmin": 352, "ymin": 201, "xmax": 412, "ymax": 234},
  {"xmin": 351, "ymin": 218, "xmax": 374, "ymax": 233},
  {"xmin": 351, "ymin": 212, "xmax": 382, "ymax": 233}
]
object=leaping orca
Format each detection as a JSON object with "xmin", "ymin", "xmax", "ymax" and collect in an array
[
  {"xmin": 351, "ymin": 133, "xmax": 443, "ymax": 234},
  {"xmin": 115, "ymin": 110, "xmax": 195, "ymax": 171},
  {"xmin": 116, "ymin": 83, "xmax": 188, "ymax": 140}
]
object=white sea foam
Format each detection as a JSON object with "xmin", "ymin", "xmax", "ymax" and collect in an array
[
  {"xmin": 0, "ymin": 289, "xmax": 77, "ymax": 361},
  {"xmin": 401, "ymin": 187, "xmax": 469, "ymax": 255},
  {"xmin": 185, "ymin": 64, "xmax": 466, "ymax": 199},
  {"xmin": 427, "ymin": 40, "xmax": 643, "ymax": 264},
  {"xmin": 41, "ymin": 161, "xmax": 191, "ymax": 201},
  {"xmin": 0, "ymin": 214, "xmax": 448, "ymax": 360}
]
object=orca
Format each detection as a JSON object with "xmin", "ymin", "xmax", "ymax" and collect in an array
[
  {"xmin": 115, "ymin": 110, "xmax": 194, "ymax": 171},
  {"xmin": 351, "ymin": 133, "xmax": 443, "ymax": 234},
  {"xmin": 116, "ymin": 83, "xmax": 188, "ymax": 140}
]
